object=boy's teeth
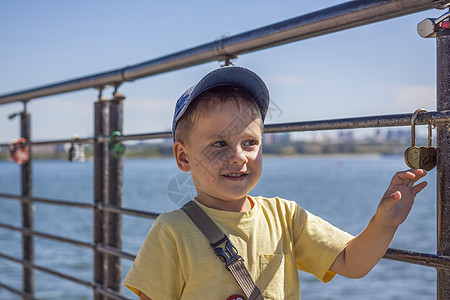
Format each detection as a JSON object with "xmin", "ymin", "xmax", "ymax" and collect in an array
[{"xmin": 227, "ymin": 173, "xmax": 244, "ymax": 177}]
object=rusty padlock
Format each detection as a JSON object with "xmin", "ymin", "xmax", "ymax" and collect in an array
[
  {"xmin": 9, "ymin": 137, "xmax": 30, "ymax": 165},
  {"xmin": 419, "ymin": 122, "xmax": 437, "ymax": 171},
  {"xmin": 404, "ymin": 109, "xmax": 437, "ymax": 171}
]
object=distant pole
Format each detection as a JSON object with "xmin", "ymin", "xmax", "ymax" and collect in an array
[
  {"xmin": 436, "ymin": 27, "xmax": 450, "ymax": 300},
  {"xmin": 21, "ymin": 105, "xmax": 34, "ymax": 298},
  {"xmin": 106, "ymin": 91, "xmax": 124, "ymax": 292},
  {"xmin": 94, "ymin": 95, "xmax": 109, "ymax": 300}
]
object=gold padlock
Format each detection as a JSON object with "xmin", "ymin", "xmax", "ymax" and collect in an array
[{"xmin": 404, "ymin": 109, "xmax": 426, "ymax": 169}]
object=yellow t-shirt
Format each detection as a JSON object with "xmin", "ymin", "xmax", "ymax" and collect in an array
[{"xmin": 123, "ymin": 196, "xmax": 353, "ymax": 300}]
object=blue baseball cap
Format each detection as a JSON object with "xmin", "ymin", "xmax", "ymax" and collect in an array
[{"xmin": 172, "ymin": 66, "xmax": 270, "ymax": 136}]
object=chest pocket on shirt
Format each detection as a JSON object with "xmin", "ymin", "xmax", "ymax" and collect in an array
[{"xmin": 259, "ymin": 251, "xmax": 296, "ymax": 299}]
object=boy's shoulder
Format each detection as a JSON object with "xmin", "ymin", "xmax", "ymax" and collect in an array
[{"xmin": 154, "ymin": 207, "xmax": 190, "ymax": 229}]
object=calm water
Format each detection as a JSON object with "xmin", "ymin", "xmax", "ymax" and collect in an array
[{"xmin": 0, "ymin": 156, "xmax": 437, "ymax": 299}]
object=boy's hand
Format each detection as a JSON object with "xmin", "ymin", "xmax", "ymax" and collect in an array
[
  {"xmin": 375, "ymin": 169, "xmax": 427, "ymax": 228},
  {"xmin": 331, "ymin": 169, "xmax": 427, "ymax": 279}
]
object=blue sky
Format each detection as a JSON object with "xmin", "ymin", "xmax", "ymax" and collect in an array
[{"xmin": 0, "ymin": 1, "xmax": 440, "ymax": 143}]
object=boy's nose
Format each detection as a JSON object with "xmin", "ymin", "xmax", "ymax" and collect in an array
[{"xmin": 229, "ymin": 146, "xmax": 248, "ymax": 165}]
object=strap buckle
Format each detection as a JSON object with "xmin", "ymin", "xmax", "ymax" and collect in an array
[{"xmin": 211, "ymin": 236, "xmax": 243, "ymax": 270}]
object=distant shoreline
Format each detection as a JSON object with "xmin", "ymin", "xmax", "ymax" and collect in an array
[
  {"xmin": 0, "ymin": 139, "xmax": 410, "ymax": 161},
  {"xmin": 0, "ymin": 152, "xmax": 401, "ymax": 162}
]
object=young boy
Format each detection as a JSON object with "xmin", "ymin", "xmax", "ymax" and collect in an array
[{"xmin": 123, "ymin": 66, "xmax": 427, "ymax": 300}]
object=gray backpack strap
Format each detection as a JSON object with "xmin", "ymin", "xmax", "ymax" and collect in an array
[{"xmin": 181, "ymin": 201, "xmax": 264, "ymax": 300}]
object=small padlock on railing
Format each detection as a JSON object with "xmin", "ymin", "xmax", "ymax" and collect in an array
[
  {"xmin": 68, "ymin": 134, "xmax": 86, "ymax": 162},
  {"xmin": 109, "ymin": 131, "xmax": 126, "ymax": 158},
  {"xmin": 9, "ymin": 137, "xmax": 30, "ymax": 165},
  {"xmin": 404, "ymin": 109, "xmax": 437, "ymax": 171}
]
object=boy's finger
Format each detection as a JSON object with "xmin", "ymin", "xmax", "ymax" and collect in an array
[
  {"xmin": 394, "ymin": 169, "xmax": 427, "ymax": 184},
  {"xmin": 413, "ymin": 181, "xmax": 428, "ymax": 195},
  {"xmin": 387, "ymin": 191, "xmax": 401, "ymax": 202},
  {"xmin": 391, "ymin": 170, "xmax": 416, "ymax": 185},
  {"xmin": 381, "ymin": 191, "xmax": 400, "ymax": 207},
  {"xmin": 410, "ymin": 169, "xmax": 427, "ymax": 180}
]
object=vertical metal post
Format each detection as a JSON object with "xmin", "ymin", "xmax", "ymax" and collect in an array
[
  {"xmin": 94, "ymin": 96, "xmax": 110, "ymax": 300},
  {"xmin": 436, "ymin": 28, "xmax": 450, "ymax": 300},
  {"xmin": 106, "ymin": 92, "xmax": 124, "ymax": 292},
  {"xmin": 21, "ymin": 106, "xmax": 34, "ymax": 299}
]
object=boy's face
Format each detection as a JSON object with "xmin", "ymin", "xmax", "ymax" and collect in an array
[{"xmin": 174, "ymin": 99, "xmax": 263, "ymax": 212}]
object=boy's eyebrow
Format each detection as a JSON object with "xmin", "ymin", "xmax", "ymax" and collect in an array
[
  {"xmin": 205, "ymin": 132, "xmax": 226, "ymax": 141},
  {"xmin": 205, "ymin": 127, "xmax": 261, "ymax": 142},
  {"xmin": 242, "ymin": 131, "xmax": 262, "ymax": 141}
]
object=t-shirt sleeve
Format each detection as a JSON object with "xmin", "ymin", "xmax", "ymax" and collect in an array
[
  {"xmin": 123, "ymin": 217, "xmax": 184, "ymax": 299},
  {"xmin": 293, "ymin": 205, "xmax": 354, "ymax": 283}
]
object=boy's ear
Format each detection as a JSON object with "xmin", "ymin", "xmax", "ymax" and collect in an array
[{"xmin": 173, "ymin": 141, "xmax": 190, "ymax": 172}]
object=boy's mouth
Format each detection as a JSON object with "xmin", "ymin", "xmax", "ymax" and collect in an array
[{"xmin": 223, "ymin": 172, "xmax": 248, "ymax": 181}]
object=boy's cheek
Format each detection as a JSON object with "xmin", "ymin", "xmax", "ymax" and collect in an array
[
  {"xmin": 191, "ymin": 157, "xmax": 222, "ymax": 181},
  {"xmin": 252, "ymin": 147, "xmax": 263, "ymax": 161},
  {"xmin": 199, "ymin": 147, "xmax": 228, "ymax": 164}
]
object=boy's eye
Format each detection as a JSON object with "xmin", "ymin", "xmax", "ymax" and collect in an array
[
  {"xmin": 212, "ymin": 141, "xmax": 227, "ymax": 147},
  {"xmin": 243, "ymin": 140, "xmax": 258, "ymax": 147}
]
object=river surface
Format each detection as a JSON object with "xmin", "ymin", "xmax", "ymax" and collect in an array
[{"xmin": 0, "ymin": 156, "xmax": 437, "ymax": 299}]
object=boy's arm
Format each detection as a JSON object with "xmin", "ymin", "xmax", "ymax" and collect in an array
[{"xmin": 330, "ymin": 169, "xmax": 427, "ymax": 279}]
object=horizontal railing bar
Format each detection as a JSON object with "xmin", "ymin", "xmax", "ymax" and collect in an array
[
  {"xmin": 96, "ymin": 286, "xmax": 131, "ymax": 300},
  {"xmin": 0, "ymin": 0, "xmax": 442, "ymax": 105},
  {"xmin": 29, "ymin": 137, "xmax": 94, "ymax": 146},
  {"xmin": 93, "ymin": 245, "xmax": 450, "ymax": 269},
  {"xmin": 2, "ymin": 217, "xmax": 448, "ymax": 270},
  {"xmin": 0, "ymin": 253, "xmax": 129, "ymax": 299},
  {"xmin": 97, "ymin": 244, "xmax": 136, "ymax": 261},
  {"xmin": 263, "ymin": 110, "xmax": 450, "ymax": 133},
  {"xmin": 0, "ymin": 248, "xmax": 446, "ymax": 299},
  {"xmin": 0, "ymin": 193, "xmax": 94, "ymax": 209},
  {"xmin": 32, "ymin": 264, "xmax": 95, "ymax": 289},
  {"xmin": 0, "ymin": 252, "xmax": 95, "ymax": 289},
  {"xmin": 98, "ymin": 203, "xmax": 160, "ymax": 219},
  {"xmin": 0, "ymin": 252, "xmax": 131, "ymax": 299},
  {"xmin": 111, "ymin": 131, "xmax": 172, "ymax": 142},
  {"xmin": 5, "ymin": 243, "xmax": 447, "ymax": 277},
  {"xmin": 0, "ymin": 193, "xmax": 22, "ymax": 200},
  {"xmin": 0, "ymin": 281, "xmax": 38, "ymax": 300},
  {"xmin": 384, "ymin": 248, "xmax": 450, "ymax": 270},
  {"xmin": 0, "ymin": 193, "xmax": 161, "ymax": 219},
  {"xmin": 30, "ymin": 196, "xmax": 94, "ymax": 209},
  {"xmin": 0, "ymin": 133, "xmax": 170, "ymax": 147},
  {"xmin": 0, "ymin": 252, "xmax": 22, "ymax": 265},
  {"xmin": 0, "ymin": 222, "xmax": 94, "ymax": 249},
  {"xmin": 1, "ymin": 111, "xmax": 449, "ymax": 147}
]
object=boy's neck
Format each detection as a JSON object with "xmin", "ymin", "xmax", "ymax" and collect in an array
[{"xmin": 196, "ymin": 196, "xmax": 254, "ymax": 212}]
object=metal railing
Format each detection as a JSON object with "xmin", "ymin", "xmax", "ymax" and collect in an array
[
  {"xmin": 0, "ymin": 0, "xmax": 450, "ymax": 299},
  {"xmin": 1, "ymin": 0, "xmax": 448, "ymax": 105}
]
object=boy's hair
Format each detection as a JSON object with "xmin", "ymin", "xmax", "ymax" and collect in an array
[{"xmin": 174, "ymin": 85, "xmax": 262, "ymax": 143}]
